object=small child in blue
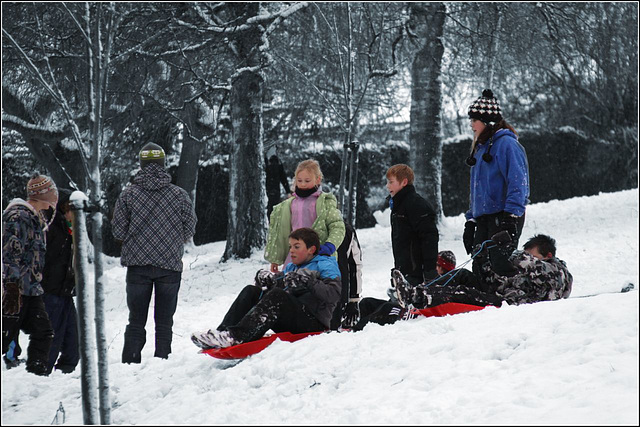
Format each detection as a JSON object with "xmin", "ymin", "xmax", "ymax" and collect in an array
[{"xmin": 192, "ymin": 228, "xmax": 341, "ymax": 349}]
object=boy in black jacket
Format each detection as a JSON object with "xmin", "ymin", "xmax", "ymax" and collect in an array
[{"xmin": 386, "ymin": 164, "xmax": 439, "ymax": 286}]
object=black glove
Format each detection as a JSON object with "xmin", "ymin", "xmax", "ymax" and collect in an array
[
  {"xmin": 499, "ymin": 212, "xmax": 520, "ymax": 241},
  {"xmin": 341, "ymin": 302, "xmax": 360, "ymax": 329},
  {"xmin": 2, "ymin": 282, "xmax": 22, "ymax": 316},
  {"xmin": 254, "ymin": 270, "xmax": 284, "ymax": 291},
  {"xmin": 284, "ymin": 271, "xmax": 313, "ymax": 296},
  {"xmin": 488, "ymin": 246, "xmax": 518, "ymax": 277},
  {"xmin": 491, "ymin": 230, "xmax": 512, "ymax": 246},
  {"xmin": 463, "ymin": 220, "xmax": 477, "ymax": 255}
]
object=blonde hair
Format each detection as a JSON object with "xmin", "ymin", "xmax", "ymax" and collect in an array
[
  {"xmin": 295, "ymin": 159, "xmax": 323, "ymax": 182},
  {"xmin": 386, "ymin": 164, "xmax": 414, "ymax": 185}
]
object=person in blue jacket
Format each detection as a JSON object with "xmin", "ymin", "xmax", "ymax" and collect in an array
[
  {"xmin": 463, "ymin": 89, "xmax": 530, "ymax": 290},
  {"xmin": 191, "ymin": 228, "xmax": 341, "ymax": 349}
]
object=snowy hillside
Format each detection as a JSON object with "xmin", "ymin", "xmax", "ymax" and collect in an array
[{"xmin": 2, "ymin": 189, "xmax": 638, "ymax": 425}]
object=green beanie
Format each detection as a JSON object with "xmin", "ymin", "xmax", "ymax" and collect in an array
[{"xmin": 139, "ymin": 142, "xmax": 165, "ymax": 168}]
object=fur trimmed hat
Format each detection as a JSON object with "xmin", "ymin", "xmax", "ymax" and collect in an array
[
  {"xmin": 139, "ymin": 142, "xmax": 165, "ymax": 168},
  {"xmin": 437, "ymin": 250, "xmax": 456, "ymax": 272},
  {"xmin": 468, "ymin": 89, "xmax": 502, "ymax": 124},
  {"xmin": 27, "ymin": 174, "xmax": 58, "ymax": 206}
]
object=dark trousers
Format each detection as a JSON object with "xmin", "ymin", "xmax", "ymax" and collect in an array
[
  {"xmin": 123, "ymin": 265, "xmax": 181, "ymax": 363},
  {"xmin": 472, "ymin": 212, "xmax": 525, "ymax": 291},
  {"xmin": 2, "ymin": 295, "xmax": 54, "ymax": 368},
  {"xmin": 422, "ymin": 285, "xmax": 503, "ymax": 308},
  {"xmin": 219, "ymin": 286, "xmax": 325, "ymax": 343},
  {"xmin": 352, "ymin": 297, "xmax": 403, "ymax": 331},
  {"xmin": 42, "ymin": 293, "xmax": 79, "ymax": 374}
]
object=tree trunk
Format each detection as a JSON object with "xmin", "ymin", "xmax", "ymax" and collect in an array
[
  {"xmin": 223, "ymin": 3, "xmax": 267, "ymax": 260},
  {"xmin": 408, "ymin": 2, "xmax": 446, "ymax": 219}
]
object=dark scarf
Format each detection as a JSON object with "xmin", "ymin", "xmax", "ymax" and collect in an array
[{"xmin": 294, "ymin": 186, "xmax": 319, "ymax": 198}]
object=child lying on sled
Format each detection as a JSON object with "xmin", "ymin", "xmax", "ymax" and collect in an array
[{"xmin": 191, "ymin": 228, "xmax": 341, "ymax": 350}]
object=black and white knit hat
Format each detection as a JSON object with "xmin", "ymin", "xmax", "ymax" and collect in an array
[
  {"xmin": 468, "ymin": 89, "xmax": 502, "ymax": 124},
  {"xmin": 139, "ymin": 142, "xmax": 165, "ymax": 168}
]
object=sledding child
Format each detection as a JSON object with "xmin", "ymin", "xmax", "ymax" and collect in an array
[
  {"xmin": 394, "ymin": 233, "xmax": 572, "ymax": 310},
  {"xmin": 264, "ymin": 159, "xmax": 345, "ymax": 273},
  {"xmin": 191, "ymin": 228, "xmax": 341, "ymax": 349}
]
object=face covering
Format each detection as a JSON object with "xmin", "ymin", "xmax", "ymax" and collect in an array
[{"xmin": 294, "ymin": 186, "xmax": 319, "ymax": 198}]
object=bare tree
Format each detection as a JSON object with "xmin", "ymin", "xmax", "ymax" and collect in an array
[{"xmin": 407, "ymin": 2, "xmax": 446, "ymax": 218}]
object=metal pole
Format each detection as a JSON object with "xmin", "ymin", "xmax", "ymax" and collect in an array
[{"xmin": 70, "ymin": 195, "xmax": 99, "ymax": 425}]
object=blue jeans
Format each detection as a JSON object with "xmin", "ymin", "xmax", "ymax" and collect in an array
[
  {"xmin": 42, "ymin": 293, "xmax": 79, "ymax": 374},
  {"xmin": 123, "ymin": 266, "xmax": 181, "ymax": 363}
]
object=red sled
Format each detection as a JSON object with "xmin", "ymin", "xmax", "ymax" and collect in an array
[
  {"xmin": 412, "ymin": 302, "xmax": 488, "ymax": 318},
  {"xmin": 203, "ymin": 302, "xmax": 489, "ymax": 360},
  {"xmin": 202, "ymin": 330, "xmax": 324, "ymax": 360}
]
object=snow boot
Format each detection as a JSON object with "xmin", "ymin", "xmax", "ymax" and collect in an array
[
  {"xmin": 191, "ymin": 329, "xmax": 240, "ymax": 350},
  {"xmin": 25, "ymin": 359, "xmax": 49, "ymax": 376},
  {"xmin": 391, "ymin": 269, "xmax": 414, "ymax": 309}
]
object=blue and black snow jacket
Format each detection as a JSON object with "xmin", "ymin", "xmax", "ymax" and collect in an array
[{"xmin": 465, "ymin": 129, "xmax": 530, "ymax": 220}]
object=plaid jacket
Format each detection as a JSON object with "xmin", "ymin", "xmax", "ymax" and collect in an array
[
  {"xmin": 112, "ymin": 164, "xmax": 197, "ymax": 272},
  {"xmin": 2, "ymin": 199, "xmax": 47, "ymax": 296}
]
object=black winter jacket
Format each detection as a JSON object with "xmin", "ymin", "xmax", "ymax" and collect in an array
[
  {"xmin": 41, "ymin": 209, "xmax": 75, "ymax": 297},
  {"xmin": 389, "ymin": 185, "xmax": 439, "ymax": 285}
]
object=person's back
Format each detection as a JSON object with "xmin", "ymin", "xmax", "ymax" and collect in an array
[
  {"xmin": 112, "ymin": 142, "xmax": 197, "ymax": 363},
  {"xmin": 112, "ymin": 162, "xmax": 196, "ymax": 272}
]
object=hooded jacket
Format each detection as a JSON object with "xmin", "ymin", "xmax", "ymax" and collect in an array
[
  {"xmin": 2, "ymin": 199, "xmax": 47, "ymax": 296},
  {"xmin": 466, "ymin": 129, "xmax": 530, "ymax": 219},
  {"xmin": 283, "ymin": 255, "xmax": 342, "ymax": 328},
  {"xmin": 111, "ymin": 163, "xmax": 197, "ymax": 272},
  {"xmin": 264, "ymin": 191, "xmax": 345, "ymax": 265}
]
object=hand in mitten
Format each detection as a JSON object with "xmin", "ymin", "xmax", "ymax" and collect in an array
[
  {"xmin": 463, "ymin": 220, "xmax": 477, "ymax": 255},
  {"xmin": 284, "ymin": 271, "xmax": 312, "ymax": 296},
  {"xmin": 341, "ymin": 302, "xmax": 360, "ymax": 329},
  {"xmin": 499, "ymin": 212, "xmax": 520, "ymax": 241},
  {"xmin": 318, "ymin": 242, "xmax": 336, "ymax": 257},
  {"xmin": 254, "ymin": 269, "xmax": 284, "ymax": 290},
  {"xmin": 2, "ymin": 282, "xmax": 22, "ymax": 316}
]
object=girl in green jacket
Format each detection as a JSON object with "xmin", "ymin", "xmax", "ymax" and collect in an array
[{"xmin": 265, "ymin": 159, "xmax": 345, "ymax": 273}]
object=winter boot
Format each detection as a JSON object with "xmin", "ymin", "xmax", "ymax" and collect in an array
[
  {"xmin": 25, "ymin": 359, "xmax": 49, "ymax": 376},
  {"xmin": 391, "ymin": 269, "xmax": 414, "ymax": 308},
  {"xmin": 191, "ymin": 329, "xmax": 240, "ymax": 350}
]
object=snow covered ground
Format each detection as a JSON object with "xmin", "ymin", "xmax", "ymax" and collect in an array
[{"xmin": 2, "ymin": 189, "xmax": 638, "ymax": 425}]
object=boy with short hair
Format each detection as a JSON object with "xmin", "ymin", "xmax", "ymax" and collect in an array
[
  {"xmin": 386, "ymin": 164, "xmax": 439, "ymax": 285},
  {"xmin": 192, "ymin": 228, "xmax": 341, "ymax": 349}
]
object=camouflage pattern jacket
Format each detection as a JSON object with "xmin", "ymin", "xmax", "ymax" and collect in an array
[
  {"xmin": 489, "ymin": 250, "xmax": 573, "ymax": 305},
  {"xmin": 2, "ymin": 199, "xmax": 47, "ymax": 296},
  {"xmin": 112, "ymin": 164, "xmax": 197, "ymax": 272}
]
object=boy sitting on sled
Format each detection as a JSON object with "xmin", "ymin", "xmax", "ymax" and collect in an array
[
  {"xmin": 395, "ymin": 233, "xmax": 573, "ymax": 310},
  {"xmin": 191, "ymin": 228, "xmax": 341, "ymax": 350}
]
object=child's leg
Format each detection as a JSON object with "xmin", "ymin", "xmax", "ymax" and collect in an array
[
  {"xmin": 227, "ymin": 288, "xmax": 324, "ymax": 343},
  {"xmin": 217, "ymin": 285, "xmax": 263, "ymax": 331}
]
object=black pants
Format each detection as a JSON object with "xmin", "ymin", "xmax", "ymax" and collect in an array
[
  {"xmin": 218, "ymin": 286, "xmax": 325, "ymax": 343},
  {"xmin": 421, "ymin": 285, "xmax": 503, "ymax": 308},
  {"xmin": 472, "ymin": 212, "xmax": 525, "ymax": 292},
  {"xmin": 2, "ymin": 295, "xmax": 54, "ymax": 368},
  {"xmin": 352, "ymin": 297, "xmax": 403, "ymax": 331},
  {"xmin": 42, "ymin": 293, "xmax": 79, "ymax": 374},
  {"xmin": 122, "ymin": 266, "xmax": 182, "ymax": 363}
]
